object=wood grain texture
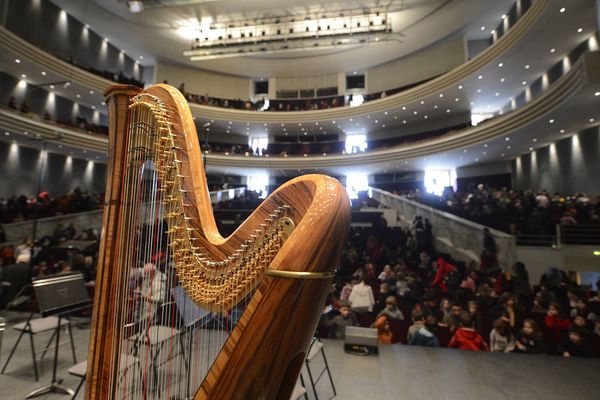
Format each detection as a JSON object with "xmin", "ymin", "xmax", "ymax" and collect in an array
[
  {"xmin": 85, "ymin": 84, "xmax": 351, "ymax": 399},
  {"xmin": 85, "ymin": 85, "xmax": 141, "ymax": 400}
]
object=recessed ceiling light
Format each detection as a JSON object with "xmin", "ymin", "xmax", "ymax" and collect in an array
[
  {"xmin": 505, "ymin": 137, "xmax": 510, "ymax": 141},
  {"xmin": 529, "ymin": 147, "xmax": 534, "ymax": 151},
  {"xmin": 491, "ymin": 29, "xmax": 496, "ymax": 34},
  {"xmin": 501, "ymin": 153, "xmax": 505, "ymax": 157},
  {"xmin": 560, "ymin": 7, "xmax": 566, "ymax": 13},
  {"xmin": 89, "ymin": 90, "xmax": 95, "ymax": 95},
  {"xmin": 590, "ymin": 118, "xmax": 596, "ymax": 122},
  {"xmin": 533, "ymin": 138, "xmax": 538, "ymax": 142},
  {"xmin": 458, "ymin": 85, "xmax": 463, "ymax": 90},
  {"xmin": 49, "ymin": 85, "xmax": 55, "ymax": 89},
  {"xmin": 595, "ymin": 92, "xmax": 600, "ymax": 97},
  {"xmin": 495, "ymin": 92, "xmax": 500, "ymax": 96},
  {"xmin": 550, "ymin": 48, "xmax": 556, "ymax": 53},
  {"xmin": 577, "ymin": 28, "xmax": 583, "ymax": 33},
  {"xmin": 498, "ymin": 62, "xmax": 503, "ymax": 67},
  {"xmin": 500, "ymin": 78, "xmax": 505, "ymax": 83},
  {"xmin": 470, "ymin": 102, "xmax": 475, "ymax": 106},
  {"xmin": 15, "ymin": 58, "xmax": 21, "ymax": 63},
  {"xmin": 507, "ymin": 145, "xmax": 511, "ymax": 149},
  {"xmin": 424, "ymin": 115, "xmax": 428, "ymax": 119},
  {"xmin": 480, "ymin": 26, "xmax": 486, "ymax": 31},
  {"xmin": 403, "ymin": 120, "xmax": 407, "ymax": 124},
  {"xmin": 414, "ymin": 111, "xmax": 418, "ymax": 115},
  {"xmin": 475, "ymin": 158, "xmax": 479, "ymax": 162},
  {"xmin": 384, "ymin": 111, "xmax": 388, "ymax": 115},
  {"xmin": 477, "ymin": 89, "xmax": 482, "ymax": 93},
  {"xmin": 20, "ymin": 74, "xmax": 26, "ymax": 78},
  {"xmin": 525, "ymin": 64, "xmax": 530, "ymax": 69},
  {"xmin": 41, "ymin": 71, "xmax": 47, "ymax": 76},
  {"xmin": 560, "ymin": 129, "xmax": 565, "ymax": 133},
  {"xmin": 483, "ymin": 151, "xmax": 487, "ymax": 155},
  {"xmin": 501, "ymin": 14, "xmax": 506, "ymax": 19},
  {"xmin": 522, "ymin": 81, "xmax": 527, "ymax": 85},
  {"xmin": 434, "ymin": 105, "xmax": 438, "ymax": 109},
  {"xmin": 439, "ymin": 93, "xmax": 444, "ymax": 98},
  {"xmin": 420, "ymin": 100, "xmax": 425, "ymax": 104},
  {"xmin": 446, "ymin": 109, "xmax": 451, "ymax": 113},
  {"xmin": 76, "ymin": 94, "xmax": 81, "ymax": 98},
  {"xmin": 101, "ymin": 101, "xmax": 106, "ymax": 106},
  {"xmin": 4, "ymin": 131, "xmax": 9, "ymax": 136},
  {"xmin": 549, "ymin": 119, "xmax": 555, "ymax": 123},
  {"xmin": 455, "ymin": 98, "xmax": 459, "ymax": 102},
  {"xmin": 478, "ymin": 75, "xmax": 483, "ymax": 79},
  {"xmin": 402, "ymin": 106, "xmax": 406, "ymax": 110},
  {"xmin": 463, "ymin": 149, "xmax": 468, "ymax": 153},
  {"xmin": 483, "ymin": 144, "xmax": 488, "ymax": 148}
]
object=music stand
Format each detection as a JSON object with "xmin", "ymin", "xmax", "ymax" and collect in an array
[{"xmin": 24, "ymin": 272, "xmax": 91, "ymax": 399}]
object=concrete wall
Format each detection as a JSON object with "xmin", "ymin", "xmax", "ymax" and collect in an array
[
  {"xmin": 512, "ymin": 127, "xmax": 600, "ymax": 194},
  {"xmin": 366, "ymin": 35, "xmax": 467, "ymax": 93},
  {"xmin": 0, "ymin": 141, "xmax": 107, "ymax": 196},
  {"xmin": 155, "ymin": 61, "xmax": 252, "ymax": 100}
]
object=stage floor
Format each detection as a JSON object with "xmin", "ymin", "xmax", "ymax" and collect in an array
[{"xmin": 0, "ymin": 312, "xmax": 598, "ymax": 400}]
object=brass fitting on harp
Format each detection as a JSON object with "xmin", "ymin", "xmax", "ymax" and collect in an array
[{"xmin": 264, "ymin": 269, "xmax": 337, "ymax": 279}]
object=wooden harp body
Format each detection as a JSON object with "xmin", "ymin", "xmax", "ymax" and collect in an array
[{"xmin": 85, "ymin": 84, "xmax": 350, "ymax": 399}]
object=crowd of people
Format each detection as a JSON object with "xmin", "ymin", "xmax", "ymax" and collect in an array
[
  {"xmin": 0, "ymin": 188, "xmax": 102, "ymax": 224},
  {"xmin": 318, "ymin": 194, "xmax": 600, "ymax": 358},
  {"xmin": 400, "ymin": 185, "xmax": 600, "ymax": 236},
  {"xmin": 173, "ymin": 82, "xmax": 410, "ymax": 112},
  {"xmin": 0, "ymin": 221, "xmax": 99, "ymax": 308}
]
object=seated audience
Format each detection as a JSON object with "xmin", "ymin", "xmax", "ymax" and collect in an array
[
  {"xmin": 515, "ymin": 319, "xmax": 546, "ymax": 354},
  {"xmin": 409, "ymin": 316, "xmax": 439, "ymax": 347},
  {"xmin": 448, "ymin": 315, "xmax": 489, "ymax": 351},
  {"xmin": 490, "ymin": 318, "xmax": 516, "ymax": 353},
  {"xmin": 558, "ymin": 327, "xmax": 591, "ymax": 358}
]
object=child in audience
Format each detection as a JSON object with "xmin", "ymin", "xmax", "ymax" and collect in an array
[
  {"xmin": 490, "ymin": 318, "xmax": 515, "ymax": 352},
  {"xmin": 545, "ymin": 302, "xmax": 572, "ymax": 342},
  {"xmin": 377, "ymin": 296, "xmax": 404, "ymax": 320},
  {"xmin": 374, "ymin": 315, "xmax": 393, "ymax": 344},
  {"xmin": 409, "ymin": 316, "xmax": 439, "ymax": 347},
  {"xmin": 442, "ymin": 302, "xmax": 466, "ymax": 332},
  {"xmin": 323, "ymin": 301, "xmax": 357, "ymax": 340},
  {"xmin": 515, "ymin": 319, "xmax": 545, "ymax": 354},
  {"xmin": 448, "ymin": 315, "xmax": 489, "ymax": 351},
  {"xmin": 570, "ymin": 298, "xmax": 597, "ymax": 326},
  {"xmin": 407, "ymin": 310, "xmax": 425, "ymax": 343},
  {"xmin": 558, "ymin": 327, "xmax": 591, "ymax": 358}
]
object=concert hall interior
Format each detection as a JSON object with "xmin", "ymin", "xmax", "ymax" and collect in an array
[{"xmin": 1, "ymin": 0, "xmax": 600, "ymax": 399}]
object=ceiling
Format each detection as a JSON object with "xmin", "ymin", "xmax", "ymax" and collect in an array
[{"xmin": 50, "ymin": 0, "xmax": 514, "ymax": 77}]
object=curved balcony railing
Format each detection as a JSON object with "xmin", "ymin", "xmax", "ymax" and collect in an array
[
  {"xmin": 0, "ymin": 0, "xmax": 550, "ymax": 124},
  {"xmin": 0, "ymin": 48, "xmax": 596, "ymax": 169}
]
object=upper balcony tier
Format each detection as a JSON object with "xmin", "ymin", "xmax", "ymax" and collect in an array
[{"xmin": 2, "ymin": 0, "xmax": 593, "ymax": 130}]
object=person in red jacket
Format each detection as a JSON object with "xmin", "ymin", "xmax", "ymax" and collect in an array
[
  {"xmin": 448, "ymin": 314, "xmax": 489, "ymax": 351},
  {"xmin": 545, "ymin": 303, "xmax": 572, "ymax": 343}
]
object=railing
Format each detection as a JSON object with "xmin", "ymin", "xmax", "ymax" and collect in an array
[
  {"xmin": 516, "ymin": 224, "xmax": 600, "ymax": 247},
  {"xmin": 561, "ymin": 224, "xmax": 600, "ymax": 246},
  {"xmin": 370, "ymin": 188, "xmax": 517, "ymax": 268}
]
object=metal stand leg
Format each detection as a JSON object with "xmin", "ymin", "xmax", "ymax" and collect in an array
[
  {"xmin": 1, "ymin": 325, "xmax": 26, "ymax": 375},
  {"xmin": 67, "ymin": 319, "xmax": 77, "ymax": 364},
  {"xmin": 25, "ymin": 315, "xmax": 74, "ymax": 399},
  {"xmin": 71, "ymin": 376, "xmax": 85, "ymax": 399}
]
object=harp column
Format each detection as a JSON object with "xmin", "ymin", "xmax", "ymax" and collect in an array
[{"xmin": 85, "ymin": 85, "xmax": 141, "ymax": 400}]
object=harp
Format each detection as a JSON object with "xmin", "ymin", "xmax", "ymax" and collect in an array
[{"xmin": 85, "ymin": 84, "xmax": 350, "ymax": 400}]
